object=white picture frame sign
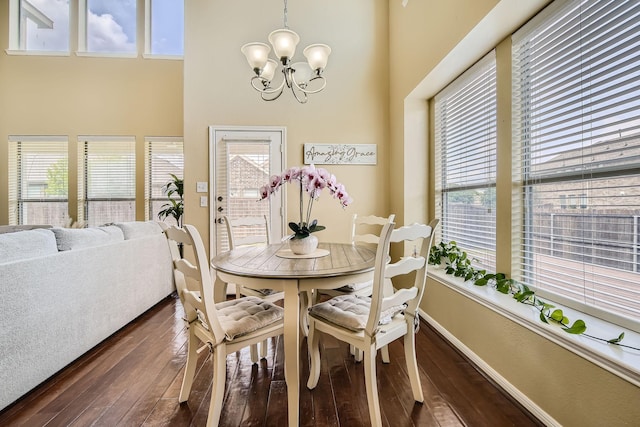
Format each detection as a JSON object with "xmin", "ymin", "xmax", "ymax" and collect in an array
[{"xmin": 303, "ymin": 143, "xmax": 377, "ymax": 165}]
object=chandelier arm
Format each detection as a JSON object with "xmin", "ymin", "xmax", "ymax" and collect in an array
[
  {"xmin": 261, "ymin": 89, "xmax": 285, "ymax": 102},
  {"xmin": 290, "ymin": 85, "xmax": 309, "ymax": 104},
  {"xmin": 292, "ymin": 76, "xmax": 327, "ymax": 95},
  {"xmin": 250, "ymin": 76, "xmax": 286, "ymax": 95}
]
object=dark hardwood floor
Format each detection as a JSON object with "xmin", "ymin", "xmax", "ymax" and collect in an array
[{"xmin": 0, "ymin": 293, "xmax": 543, "ymax": 426}]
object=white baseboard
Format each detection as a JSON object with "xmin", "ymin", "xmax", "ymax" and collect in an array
[{"xmin": 419, "ymin": 309, "xmax": 560, "ymax": 427}]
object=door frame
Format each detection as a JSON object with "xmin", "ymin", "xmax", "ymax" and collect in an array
[{"xmin": 208, "ymin": 125, "xmax": 287, "ymax": 258}]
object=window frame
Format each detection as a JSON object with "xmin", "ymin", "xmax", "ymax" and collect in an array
[
  {"xmin": 78, "ymin": 136, "xmax": 137, "ymax": 227},
  {"xmin": 434, "ymin": 50, "xmax": 498, "ymax": 271},
  {"xmin": 8, "ymin": 135, "xmax": 69, "ymax": 227},
  {"xmin": 511, "ymin": 0, "xmax": 640, "ymax": 331},
  {"xmin": 145, "ymin": 137, "xmax": 184, "ymax": 223}
]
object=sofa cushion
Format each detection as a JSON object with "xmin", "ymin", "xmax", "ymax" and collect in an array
[
  {"xmin": 51, "ymin": 226, "xmax": 124, "ymax": 251},
  {"xmin": 0, "ymin": 228, "xmax": 58, "ymax": 263},
  {"xmin": 114, "ymin": 221, "xmax": 163, "ymax": 240}
]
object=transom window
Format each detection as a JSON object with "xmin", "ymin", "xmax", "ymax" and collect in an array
[
  {"xmin": 146, "ymin": 0, "xmax": 184, "ymax": 56},
  {"xmin": 9, "ymin": 0, "xmax": 70, "ymax": 52}
]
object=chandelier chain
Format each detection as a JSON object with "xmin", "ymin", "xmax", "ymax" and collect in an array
[{"xmin": 283, "ymin": 0, "xmax": 288, "ymax": 29}]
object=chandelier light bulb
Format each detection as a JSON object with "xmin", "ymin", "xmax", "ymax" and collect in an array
[
  {"xmin": 241, "ymin": 42, "xmax": 271, "ymax": 74},
  {"xmin": 303, "ymin": 44, "xmax": 331, "ymax": 73},
  {"xmin": 268, "ymin": 29, "xmax": 300, "ymax": 62}
]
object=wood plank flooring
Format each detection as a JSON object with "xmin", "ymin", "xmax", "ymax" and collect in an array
[{"xmin": 0, "ymin": 293, "xmax": 543, "ymax": 426}]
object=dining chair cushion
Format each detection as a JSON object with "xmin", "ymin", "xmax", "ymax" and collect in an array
[
  {"xmin": 213, "ymin": 296, "xmax": 284, "ymax": 340},
  {"xmin": 335, "ymin": 279, "xmax": 373, "ymax": 293},
  {"xmin": 308, "ymin": 295, "xmax": 407, "ymax": 332},
  {"xmin": 245, "ymin": 287, "xmax": 280, "ymax": 296}
]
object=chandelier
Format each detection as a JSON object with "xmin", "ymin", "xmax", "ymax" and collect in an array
[{"xmin": 240, "ymin": 0, "xmax": 331, "ymax": 104}]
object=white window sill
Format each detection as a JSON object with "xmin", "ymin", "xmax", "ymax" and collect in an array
[
  {"xmin": 142, "ymin": 53, "xmax": 183, "ymax": 61},
  {"xmin": 75, "ymin": 51, "xmax": 138, "ymax": 59},
  {"xmin": 427, "ymin": 268, "xmax": 640, "ymax": 387},
  {"xmin": 5, "ymin": 49, "xmax": 70, "ymax": 56}
]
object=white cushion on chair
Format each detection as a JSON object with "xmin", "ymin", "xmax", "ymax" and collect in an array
[
  {"xmin": 309, "ymin": 295, "xmax": 406, "ymax": 332},
  {"xmin": 335, "ymin": 279, "xmax": 373, "ymax": 293},
  {"xmin": 215, "ymin": 296, "xmax": 283, "ymax": 340}
]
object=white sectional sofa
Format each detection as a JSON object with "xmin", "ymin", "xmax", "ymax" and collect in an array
[{"xmin": 0, "ymin": 221, "xmax": 175, "ymax": 410}]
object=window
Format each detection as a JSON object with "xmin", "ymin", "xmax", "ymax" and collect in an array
[
  {"xmin": 146, "ymin": 0, "xmax": 184, "ymax": 56},
  {"xmin": 8, "ymin": 136, "xmax": 69, "ymax": 226},
  {"xmin": 9, "ymin": 0, "xmax": 70, "ymax": 52},
  {"xmin": 79, "ymin": 137, "xmax": 136, "ymax": 226},
  {"xmin": 512, "ymin": 0, "xmax": 640, "ymax": 324},
  {"xmin": 80, "ymin": 0, "xmax": 137, "ymax": 54},
  {"xmin": 145, "ymin": 137, "xmax": 183, "ymax": 224},
  {"xmin": 434, "ymin": 51, "xmax": 497, "ymax": 271}
]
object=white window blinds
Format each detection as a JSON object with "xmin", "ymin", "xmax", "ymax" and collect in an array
[
  {"xmin": 145, "ymin": 138, "xmax": 184, "ymax": 223},
  {"xmin": 435, "ymin": 51, "xmax": 497, "ymax": 270},
  {"xmin": 79, "ymin": 137, "xmax": 136, "ymax": 226},
  {"xmin": 512, "ymin": 0, "xmax": 640, "ymax": 325},
  {"xmin": 8, "ymin": 136, "xmax": 68, "ymax": 226}
]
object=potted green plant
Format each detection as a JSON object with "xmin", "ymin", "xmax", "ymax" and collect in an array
[{"xmin": 157, "ymin": 173, "xmax": 184, "ymax": 227}]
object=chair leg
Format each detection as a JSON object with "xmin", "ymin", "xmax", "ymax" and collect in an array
[
  {"xmin": 351, "ymin": 345, "xmax": 363, "ymax": 362},
  {"xmin": 306, "ymin": 321, "xmax": 321, "ymax": 389},
  {"xmin": 363, "ymin": 344, "xmax": 383, "ymax": 427},
  {"xmin": 260, "ymin": 339, "xmax": 268, "ymax": 359},
  {"xmin": 250, "ymin": 343, "xmax": 259, "ymax": 363},
  {"xmin": 404, "ymin": 331, "xmax": 424, "ymax": 403},
  {"xmin": 178, "ymin": 330, "xmax": 199, "ymax": 403},
  {"xmin": 381, "ymin": 345, "xmax": 390, "ymax": 364},
  {"xmin": 207, "ymin": 347, "xmax": 227, "ymax": 427}
]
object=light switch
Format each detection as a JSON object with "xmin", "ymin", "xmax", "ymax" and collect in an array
[
  {"xmin": 200, "ymin": 196, "xmax": 208, "ymax": 207},
  {"xmin": 196, "ymin": 182, "xmax": 208, "ymax": 192}
]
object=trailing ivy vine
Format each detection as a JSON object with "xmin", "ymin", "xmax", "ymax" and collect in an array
[{"xmin": 428, "ymin": 241, "xmax": 639, "ymax": 351}]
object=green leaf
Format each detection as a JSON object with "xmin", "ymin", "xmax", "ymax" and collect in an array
[
  {"xmin": 608, "ymin": 332, "xmax": 625, "ymax": 344},
  {"xmin": 550, "ymin": 309, "xmax": 564, "ymax": 322},
  {"xmin": 514, "ymin": 290, "xmax": 534, "ymax": 302},
  {"xmin": 539, "ymin": 311, "xmax": 548, "ymax": 323},
  {"xmin": 495, "ymin": 272, "xmax": 506, "ymax": 280},
  {"xmin": 496, "ymin": 280, "xmax": 510, "ymax": 294},
  {"xmin": 563, "ymin": 319, "xmax": 587, "ymax": 334},
  {"xmin": 475, "ymin": 278, "xmax": 489, "ymax": 286},
  {"xmin": 288, "ymin": 222, "xmax": 301, "ymax": 233}
]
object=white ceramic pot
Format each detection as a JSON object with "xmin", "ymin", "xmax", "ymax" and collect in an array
[{"xmin": 289, "ymin": 234, "xmax": 319, "ymax": 255}]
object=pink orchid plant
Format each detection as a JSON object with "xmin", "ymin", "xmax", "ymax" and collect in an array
[{"xmin": 259, "ymin": 164, "xmax": 353, "ymax": 239}]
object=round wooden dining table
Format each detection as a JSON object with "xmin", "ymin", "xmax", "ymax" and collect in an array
[{"xmin": 211, "ymin": 241, "xmax": 376, "ymax": 426}]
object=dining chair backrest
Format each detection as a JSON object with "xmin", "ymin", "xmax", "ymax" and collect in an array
[
  {"xmin": 224, "ymin": 215, "xmax": 271, "ymax": 250},
  {"xmin": 366, "ymin": 218, "xmax": 439, "ymax": 337},
  {"xmin": 351, "ymin": 213, "xmax": 396, "ymax": 247},
  {"xmin": 165, "ymin": 224, "xmax": 226, "ymax": 344}
]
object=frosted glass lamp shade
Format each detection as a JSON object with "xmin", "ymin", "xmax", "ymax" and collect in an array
[
  {"xmin": 262, "ymin": 59, "xmax": 278, "ymax": 82},
  {"xmin": 268, "ymin": 29, "xmax": 300, "ymax": 61},
  {"xmin": 303, "ymin": 44, "xmax": 331, "ymax": 72},
  {"xmin": 241, "ymin": 42, "xmax": 271, "ymax": 73},
  {"xmin": 291, "ymin": 62, "xmax": 312, "ymax": 86}
]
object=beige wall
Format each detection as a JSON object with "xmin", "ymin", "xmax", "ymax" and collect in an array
[
  {"xmin": 0, "ymin": 2, "xmax": 183, "ymax": 225},
  {"xmin": 183, "ymin": 0, "xmax": 390, "ymax": 252},
  {"xmin": 389, "ymin": 0, "xmax": 640, "ymax": 425}
]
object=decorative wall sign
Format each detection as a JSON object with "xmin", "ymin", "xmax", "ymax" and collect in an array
[{"xmin": 303, "ymin": 143, "xmax": 377, "ymax": 165}]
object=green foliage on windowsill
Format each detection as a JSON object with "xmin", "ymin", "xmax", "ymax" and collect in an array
[{"xmin": 429, "ymin": 241, "xmax": 637, "ymax": 351}]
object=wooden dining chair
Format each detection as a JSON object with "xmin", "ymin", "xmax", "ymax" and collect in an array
[
  {"xmin": 313, "ymin": 213, "xmax": 395, "ymax": 361},
  {"xmin": 320, "ymin": 213, "xmax": 396, "ymax": 299},
  {"xmin": 223, "ymin": 215, "xmax": 284, "ymax": 303},
  {"xmin": 306, "ymin": 219, "xmax": 439, "ymax": 427},
  {"xmin": 165, "ymin": 224, "xmax": 284, "ymax": 427}
]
